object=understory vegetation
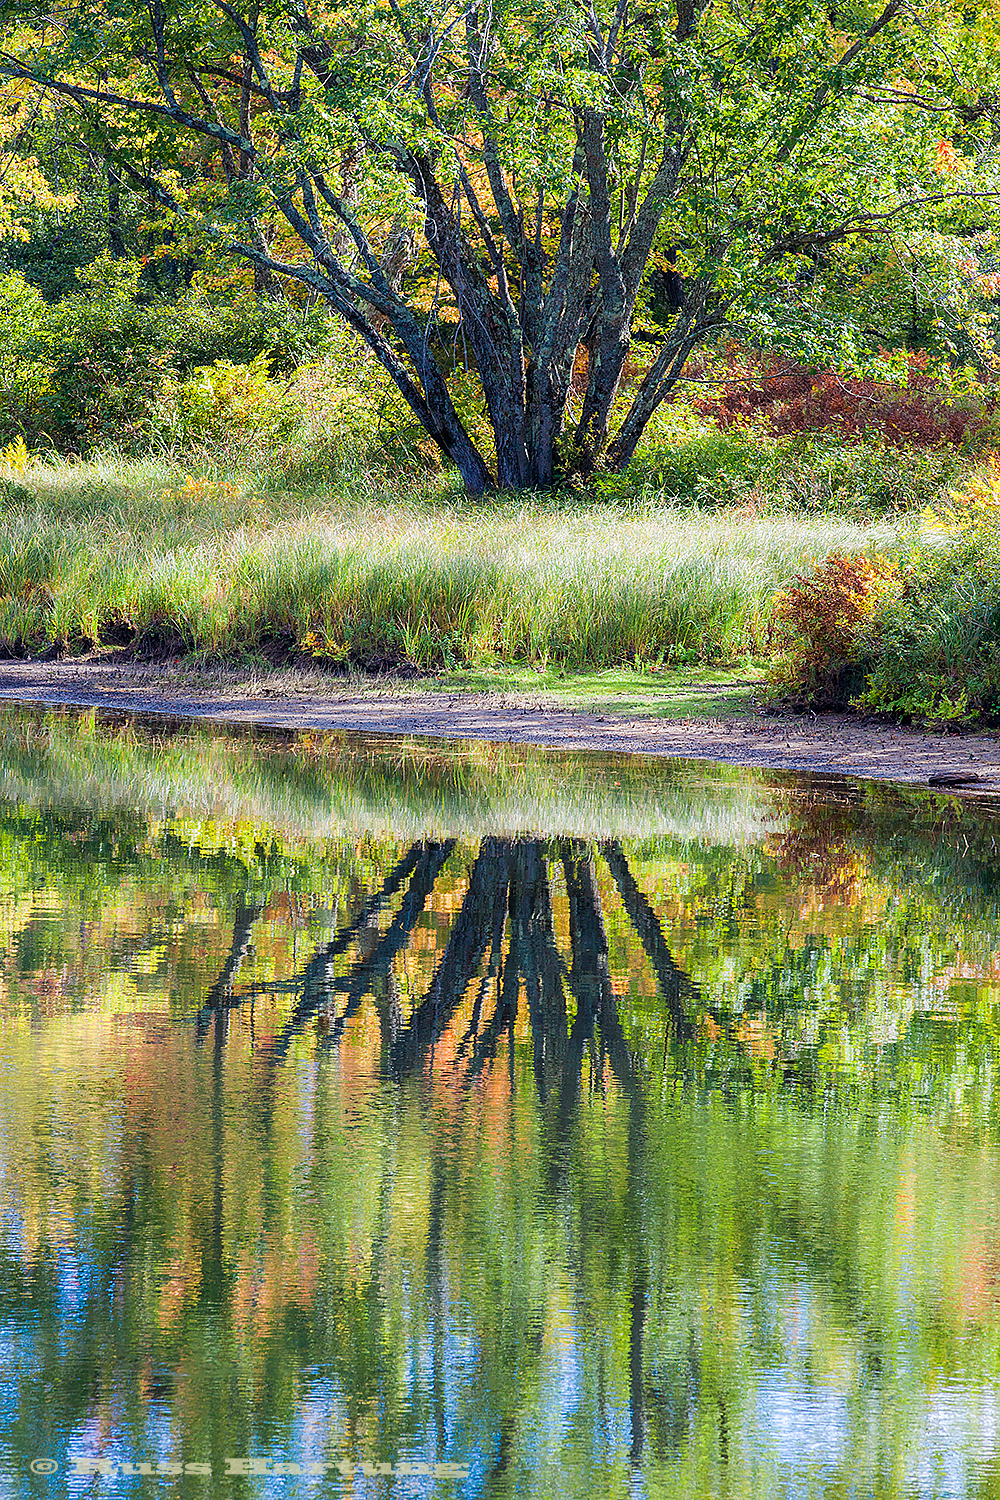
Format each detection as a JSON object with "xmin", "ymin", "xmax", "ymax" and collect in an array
[
  {"xmin": 0, "ymin": 269, "xmax": 999, "ymax": 720},
  {"xmin": 772, "ymin": 457, "xmax": 1000, "ymax": 726},
  {"xmin": 0, "ymin": 325, "xmax": 995, "ymax": 710},
  {"xmin": 0, "ymin": 436, "xmax": 891, "ymax": 671}
]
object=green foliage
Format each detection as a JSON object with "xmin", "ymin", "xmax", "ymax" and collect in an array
[
  {"xmin": 278, "ymin": 332, "xmax": 451, "ymax": 483},
  {"xmin": 771, "ymin": 457, "xmax": 1000, "ymax": 725},
  {"xmin": 1, "ymin": 200, "xmax": 123, "ymax": 301},
  {"xmin": 2, "ymin": 0, "xmax": 996, "ymax": 489},
  {"xmin": 172, "ymin": 354, "xmax": 299, "ymax": 443},
  {"xmin": 591, "ymin": 399, "xmax": 966, "ymax": 515},
  {"xmin": 851, "ymin": 466, "xmax": 1000, "ymax": 723},
  {"xmin": 0, "ymin": 258, "xmax": 329, "ymax": 451}
]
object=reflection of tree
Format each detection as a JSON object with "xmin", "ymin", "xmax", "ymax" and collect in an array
[
  {"xmin": 198, "ymin": 831, "xmax": 697, "ymax": 1476},
  {"xmin": 12, "ymin": 712, "xmax": 1000, "ymax": 1500},
  {"xmin": 200, "ymin": 834, "xmax": 703, "ymax": 1471},
  {"xmin": 392, "ymin": 837, "xmax": 512, "ymax": 1077},
  {"xmin": 602, "ymin": 842, "xmax": 698, "ymax": 1044},
  {"xmin": 212, "ymin": 837, "xmax": 701, "ymax": 1098},
  {"xmin": 278, "ymin": 839, "xmax": 456, "ymax": 1058},
  {"xmin": 14, "ymin": 787, "xmax": 1000, "ymax": 1497},
  {"xmin": 197, "ymin": 897, "xmax": 265, "ymax": 1043},
  {"xmin": 201, "ymin": 841, "xmax": 455, "ymax": 1059}
]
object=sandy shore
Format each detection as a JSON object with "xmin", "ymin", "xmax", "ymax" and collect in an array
[{"xmin": 0, "ymin": 658, "xmax": 998, "ymax": 789}]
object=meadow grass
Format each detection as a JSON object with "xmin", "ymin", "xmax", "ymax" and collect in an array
[{"xmin": 0, "ymin": 430, "xmax": 930, "ymax": 671}]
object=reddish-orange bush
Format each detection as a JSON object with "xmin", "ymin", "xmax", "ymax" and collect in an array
[
  {"xmin": 693, "ymin": 348, "xmax": 993, "ymax": 448},
  {"xmin": 770, "ymin": 552, "xmax": 902, "ymax": 697}
]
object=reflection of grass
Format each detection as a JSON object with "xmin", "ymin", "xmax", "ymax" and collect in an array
[
  {"xmin": 0, "ymin": 452, "xmax": 894, "ymax": 670},
  {"xmin": 0, "ymin": 704, "xmax": 785, "ymax": 843}
]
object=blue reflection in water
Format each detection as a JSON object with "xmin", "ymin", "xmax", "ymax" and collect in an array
[{"xmin": 1, "ymin": 712, "xmax": 1000, "ymax": 1496}]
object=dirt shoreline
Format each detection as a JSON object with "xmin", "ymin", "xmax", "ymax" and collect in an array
[{"xmin": 1, "ymin": 658, "xmax": 999, "ymax": 790}]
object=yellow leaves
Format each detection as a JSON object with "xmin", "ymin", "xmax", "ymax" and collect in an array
[
  {"xmin": 0, "ymin": 81, "xmax": 76, "ymax": 239},
  {"xmin": 161, "ymin": 475, "xmax": 245, "ymax": 505},
  {"xmin": 0, "ymin": 434, "xmax": 29, "ymax": 475},
  {"xmin": 927, "ymin": 453, "xmax": 1000, "ymax": 542},
  {"xmin": 917, "ymin": 503, "xmax": 962, "ymax": 549}
]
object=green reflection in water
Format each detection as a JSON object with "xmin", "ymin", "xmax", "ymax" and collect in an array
[{"xmin": 2, "ymin": 707, "xmax": 1000, "ymax": 1498}]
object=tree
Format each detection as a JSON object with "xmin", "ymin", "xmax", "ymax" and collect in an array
[
  {"xmin": 0, "ymin": 75, "xmax": 77, "ymax": 246},
  {"xmin": 1, "ymin": 0, "xmax": 998, "ymax": 493}
]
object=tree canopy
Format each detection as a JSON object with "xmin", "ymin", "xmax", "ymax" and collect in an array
[{"xmin": 1, "ymin": 0, "xmax": 998, "ymax": 491}]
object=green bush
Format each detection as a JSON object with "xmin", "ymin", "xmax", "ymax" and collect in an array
[
  {"xmin": 851, "ymin": 461, "xmax": 1000, "ymax": 724},
  {"xmin": 0, "ymin": 255, "xmax": 329, "ymax": 452},
  {"xmin": 583, "ymin": 400, "xmax": 964, "ymax": 514},
  {"xmin": 172, "ymin": 354, "xmax": 300, "ymax": 443},
  {"xmin": 772, "ymin": 456, "xmax": 1000, "ymax": 726}
]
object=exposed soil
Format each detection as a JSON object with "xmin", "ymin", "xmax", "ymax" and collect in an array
[{"xmin": 1, "ymin": 658, "xmax": 998, "ymax": 790}]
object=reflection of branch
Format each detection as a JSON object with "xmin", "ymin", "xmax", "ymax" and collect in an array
[
  {"xmin": 629, "ymin": 1268, "xmax": 646, "ymax": 1466},
  {"xmin": 372, "ymin": 966, "xmax": 403, "ymax": 1066},
  {"xmin": 456, "ymin": 840, "xmax": 575, "ymax": 1093},
  {"xmin": 562, "ymin": 843, "xmax": 639, "ymax": 1101},
  {"xmin": 562, "ymin": 840, "xmax": 649, "ymax": 1468},
  {"xmin": 269, "ymin": 840, "xmax": 456, "ymax": 1059},
  {"xmin": 465, "ymin": 921, "xmax": 520, "ymax": 1079},
  {"xmin": 210, "ymin": 899, "xmax": 266, "ymax": 1006},
  {"xmin": 551, "ymin": 842, "xmax": 620, "ymax": 1156},
  {"xmin": 199, "ymin": 840, "xmax": 427, "ymax": 1031},
  {"xmin": 512, "ymin": 842, "xmax": 567, "ymax": 1102},
  {"xmin": 427, "ymin": 1153, "xmax": 448, "ymax": 1453},
  {"xmin": 601, "ymin": 842, "xmax": 698, "ymax": 1041},
  {"xmin": 392, "ymin": 838, "xmax": 511, "ymax": 1076},
  {"xmin": 196, "ymin": 897, "xmax": 267, "ymax": 1042},
  {"xmin": 455, "ymin": 900, "xmax": 506, "ymax": 1061}
]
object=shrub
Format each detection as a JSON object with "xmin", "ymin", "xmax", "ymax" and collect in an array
[
  {"xmin": 589, "ymin": 394, "xmax": 966, "ymax": 515},
  {"xmin": 851, "ymin": 456, "xmax": 1000, "ymax": 723},
  {"xmin": 172, "ymin": 354, "xmax": 299, "ymax": 443},
  {"xmin": 769, "ymin": 551, "xmax": 903, "ymax": 701},
  {"xmin": 693, "ymin": 347, "xmax": 995, "ymax": 450},
  {"xmin": 771, "ymin": 457, "xmax": 1000, "ymax": 725},
  {"xmin": 0, "ymin": 257, "xmax": 330, "ymax": 452}
]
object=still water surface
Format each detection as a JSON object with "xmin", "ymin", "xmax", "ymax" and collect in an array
[{"xmin": 2, "ymin": 706, "xmax": 1000, "ymax": 1498}]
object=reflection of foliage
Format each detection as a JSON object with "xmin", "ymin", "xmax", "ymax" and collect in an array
[{"xmin": 4, "ymin": 710, "xmax": 1000, "ymax": 1493}]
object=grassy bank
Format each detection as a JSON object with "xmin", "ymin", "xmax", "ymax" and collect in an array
[{"xmin": 0, "ymin": 435, "xmax": 913, "ymax": 673}]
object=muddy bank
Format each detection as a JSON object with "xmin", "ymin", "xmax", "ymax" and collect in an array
[{"xmin": 0, "ymin": 659, "xmax": 997, "ymax": 789}]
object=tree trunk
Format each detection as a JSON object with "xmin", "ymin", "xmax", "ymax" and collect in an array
[{"xmin": 107, "ymin": 164, "xmax": 126, "ymax": 257}]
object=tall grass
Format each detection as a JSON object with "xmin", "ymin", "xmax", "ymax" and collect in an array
[{"xmin": 0, "ymin": 451, "xmax": 897, "ymax": 668}]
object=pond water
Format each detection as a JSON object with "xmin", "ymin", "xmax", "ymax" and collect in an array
[{"xmin": 2, "ymin": 706, "xmax": 1000, "ymax": 1499}]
